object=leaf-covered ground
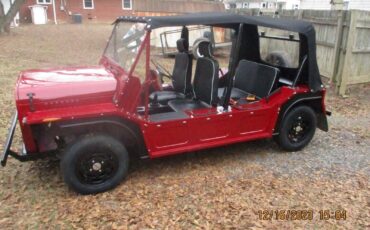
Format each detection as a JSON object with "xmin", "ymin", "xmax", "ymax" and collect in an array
[{"xmin": 0, "ymin": 24, "xmax": 369, "ymax": 229}]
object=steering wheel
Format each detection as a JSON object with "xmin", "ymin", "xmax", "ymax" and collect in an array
[{"xmin": 151, "ymin": 59, "xmax": 172, "ymax": 83}]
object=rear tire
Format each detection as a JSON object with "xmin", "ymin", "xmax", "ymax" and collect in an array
[
  {"xmin": 61, "ymin": 135, "xmax": 129, "ymax": 194},
  {"xmin": 275, "ymin": 106, "xmax": 317, "ymax": 151}
]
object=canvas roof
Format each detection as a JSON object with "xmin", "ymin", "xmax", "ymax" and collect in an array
[{"xmin": 116, "ymin": 12, "xmax": 323, "ymax": 91}]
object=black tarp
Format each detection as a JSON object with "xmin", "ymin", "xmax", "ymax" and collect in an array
[{"xmin": 116, "ymin": 12, "xmax": 323, "ymax": 91}]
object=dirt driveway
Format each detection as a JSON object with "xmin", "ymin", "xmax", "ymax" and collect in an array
[{"xmin": 0, "ymin": 24, "xmax": 369, "ymax": 229}]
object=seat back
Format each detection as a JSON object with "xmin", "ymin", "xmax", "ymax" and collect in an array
[
  {"xmin": 172, "ymin": 38, "xmax": 192, "ymax": 95},
  {"xmin": 234, "ymin": 60, "xmax": 279, "ymax": 98},
  {"xmin": 193, "ymin": 41, "xmax": 219, "ymax": 105}
]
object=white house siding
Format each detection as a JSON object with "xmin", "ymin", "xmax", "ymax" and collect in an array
[
  {"xmin": 235, "ymin": 2, "xmax": 243, "ymax": 8},
  {"xmin": 225, "ymin": 0, "xmax": 370, "ymax": 11},
  {"xmin": 282, "ymin": 0, "xmax": 301, "ymax": 9},
  {"xmin": 301, "ymin": 0, "xmax": 370, "ymax": 11},
  {"xmin": 347, "ymin": 0, "xmax": 370, "ymax": 10},
  {"xmin": 300, "ymin": 0, "xmax": 332, "ymax": 10},
  {"xmin": 249, "ymin": 2, "xmax": 261, "ymax": 9}
]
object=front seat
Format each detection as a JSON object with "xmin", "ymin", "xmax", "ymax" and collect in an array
[
  {"xmin": 218, "ymin": 60, "xmax": 279, "ymax": 100},
  {"xmin": 168, "ymin": 41, "xmax": 219, "ymax": 112},
  {"xmin": 149, "ymin": 38, "xmax": 192, "ymax": 104}
]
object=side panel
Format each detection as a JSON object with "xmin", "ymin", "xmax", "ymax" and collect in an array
[
  {"xmin": 194, "ymin": 114, "xmax": 234, "ymax": 142},
  {"xmin": 142, "ymin": 87, "xmax": 301, "ymax": 158},
  {"xmin": 237, "ymin": 106, "xmax": 274, "ymax": 135},
  {"xmin": 143, "ymin": 104, "xmax": 279, "ymax": 158},
  {"xmin": 145, "ymin": 121, "xmax": 189, "ymax": 150}
]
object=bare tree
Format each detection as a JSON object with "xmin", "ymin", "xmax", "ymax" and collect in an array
[
  {"xmin": 0, "ymin": 1, "xmax": 6, "ymax": 32},
  {"xmin": 0, "ymin": 0, "xmax": 25, "ymax": 34}
]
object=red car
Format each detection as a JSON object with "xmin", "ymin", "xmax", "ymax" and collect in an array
[{"xmin": 2, "ymin": 13, "xmax": 329, "ymax": 194}]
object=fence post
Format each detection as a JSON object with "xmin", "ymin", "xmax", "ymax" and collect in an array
[
  {"xmin": 297, "ymin": 9, "xmax": 303, "ymax": 20},
  {"xmin": 332, "ymin": 10, "xmax": 345, "ymax": 85},
  {"xmin": 338, "ymin": 10, "xmax": 357, "ymax": 96}
]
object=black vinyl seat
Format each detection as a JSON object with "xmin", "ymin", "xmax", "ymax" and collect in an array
[
  {"xmin": 149, "ymin": 38, "xmax": 192, "ymax": 104},
  {"xmin": 169, "ymin": 41, "xmax": 219, "ymax": 112},
  {"xmin": 168, "ymin": 99, "xmax": 210, "ymax": 112},
  {"xmin": 218, "ymin": 60, "xmax": 279, "ymax": 100}
]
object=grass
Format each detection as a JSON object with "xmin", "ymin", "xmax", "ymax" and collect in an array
[{"xmin": 0, "ymin": 23, "xmax": 369, "ymax": 229}]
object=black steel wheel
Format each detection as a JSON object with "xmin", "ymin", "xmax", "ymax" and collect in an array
[
  {"xmin": 61, "ymin": 135, "xmax": 129, "ymax": 194},
  {"xmin": 275, "ymin": 106, "xmax": 317, "ymax": 151},
  {"xmin": 76, "ymin": 151, "xmax": 118, "ymax": 185}
]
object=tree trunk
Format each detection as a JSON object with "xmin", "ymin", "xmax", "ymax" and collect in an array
[
  {"xmin": 0, "ymin": 1, "xmax": 6, "ymax": 32},
  {"xmin": 0, "ymin": 0, "xmax": 26, "ymax": 34},
  {"xmin": 0, "ymin": 1, "xmax": 4, "ymax": 16}
]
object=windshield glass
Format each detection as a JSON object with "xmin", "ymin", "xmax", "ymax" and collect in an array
[{"xmin": 104, "ymin": 22, "xmax": 146, "ymax": 71}]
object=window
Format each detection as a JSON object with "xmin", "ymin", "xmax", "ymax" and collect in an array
[
  {"xmin": 278, "ymin": 3, "xmax": 284, "ymax": 10},
  {"xmin": 122, "ymin": 0, "xmax": 132, "ymax": 10},
  {"xmin": 37, "ymin": 0, "xmax": 52, "ymax": 4},
  {"xmin": 242, "ymin": 3, "xmax": 249, "ymax": 8},
  {"xmin": 259, "ymin": 27, "xmax": 300, "ymax": 68},
  {"xmin": 229, "ymin": 3, "xmax": 236, "ymax": 9},
  {"xmin": 261, "ymin": 2, "xmax": 267, "ymax": 8},
  {"xmin": 343, "ymin": 2, "xmax": 349, "ymax": 10},
  {"xmin": 83, "ymin": 0, "xmax": 94, "ymax": 9}
]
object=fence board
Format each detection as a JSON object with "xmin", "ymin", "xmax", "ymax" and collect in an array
[{"xmin": 340, "ymin": 10, "xmax": 370, "ymax": 93}]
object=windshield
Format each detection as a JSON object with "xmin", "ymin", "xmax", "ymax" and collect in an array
[{"xmin": 104, "ymin": 22, "xmax": 146, "ymax": 71}]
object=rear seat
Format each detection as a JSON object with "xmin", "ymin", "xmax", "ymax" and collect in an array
[{"xmin": 218, "ymin": 60, "xmax": 279, "ymax": 100}]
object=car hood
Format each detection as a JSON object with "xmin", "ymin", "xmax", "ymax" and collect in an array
[{"xmin": 16, "ymin": 66, "xmax": 117, "ymax": 110}]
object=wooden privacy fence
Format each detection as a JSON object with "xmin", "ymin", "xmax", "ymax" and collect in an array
[{"xmin": 230, "ymin": 9, "xmax": 370, "ymax": 96}]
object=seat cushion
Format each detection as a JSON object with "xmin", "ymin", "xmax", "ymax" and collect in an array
[
  {"xmin": 149, "ymin": 91, "xmax": 185, "ymax": 104},
  {"xmin": 149, "ymin": 111, "xmax": 188, "ymax": 122},
  {"xmin": 218, "ymin": 87, "xmax": 250, "ymax": 100},
  {"xmin": 168, "ymin": 99, "xmax": 210, "ymax": 112}
]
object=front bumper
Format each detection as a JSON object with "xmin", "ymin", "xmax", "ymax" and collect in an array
[
  {"xmin": 2, "ymin": 111, "xmax": 57, "ymax": 166},
  {"xmin": 1, "ymin": 111, "xmax": 19, "ymax": 166}
]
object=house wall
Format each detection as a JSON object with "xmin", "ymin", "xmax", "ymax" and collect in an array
[
  {"xmin": 249, "ymin": 2, "xmax": 260, "ymax": 9},
  {"xmin": 134, "ymin": 0, "xmax": 224, "ymax": 13},
  {"xmin": 19, "ymin": 0, "xmax": 135, "ymax": 23},
  {"xmin": 301, "ymin": 0, "xmax": 370, "ymax": 11},
  {"xmin": 300, "ymin": 0, "xmax": 332, "ymax": 10},
  {"xmin": 235, "ymin": 2, "xmax": 243, "ymax": 8},
  {"xmin": 347, "ymin": 0, "xmax": 370, "ymax": 10},
  {"xmin": 231, "ymin": 0, "xmax": 300, "ymax": 10},
  {"xmin": 19, "ymin": 0, "xmax": 225, "ymax": 24},
  {"xmin": 279, "ymin": 0, "xmax": 300, "ymax": 10}
]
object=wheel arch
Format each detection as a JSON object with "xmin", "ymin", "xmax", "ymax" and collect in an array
[
  {"xmin": 61, "ymin": 117, "xmax": 147, "ymax": 158},
  {"xmin": 32, "ymin": 116, "xmax": 148, "ymax": 159},
  {"xmin": 274, "ymin": 92, "xmax": 328, "ymax": 134}
]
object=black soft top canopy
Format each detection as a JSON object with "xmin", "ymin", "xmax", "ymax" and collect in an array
[{"xmin": 116, "ymin": 12, "xmax": 323, "ymax": 91}]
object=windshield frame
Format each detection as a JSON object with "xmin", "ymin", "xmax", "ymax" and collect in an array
[{"xmin": 101, "ymin": 22, "xmax": 148, "ymax": 76}]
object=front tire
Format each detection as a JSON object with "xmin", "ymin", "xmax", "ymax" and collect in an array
[
  {"xmin": 275, "ymin": 106, "xmax": 317, "ymax": 151},
  {"xmin": 61, "ymin": 135, "xmax": 129, "ymax": 194}
]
